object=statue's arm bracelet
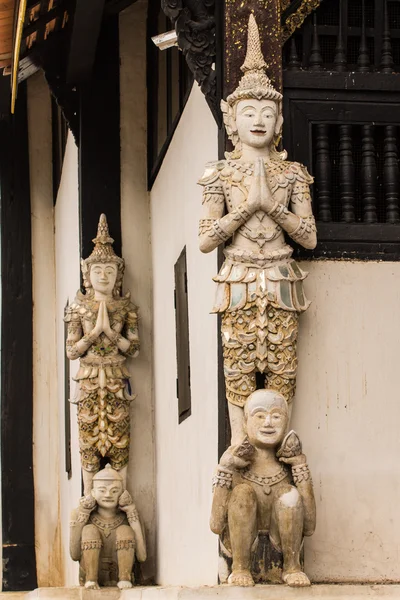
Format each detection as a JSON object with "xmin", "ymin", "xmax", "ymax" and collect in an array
[
  {"xmin": 268, "ymin": 202, "xmax": 316, "ymax": 243},
  {"xmin": 292, "ymin": 463, "xmax": 312, "ymax": 484},
  {"xmin": 73, "ymin": 510, "xmax": 91, "ymax": 525},
  {"xmin": 81, "ymin": 332, "xmax": 98, "ymax": 346},
  {"xmin": 66, "ymin": 342, "xmax": 82, "ymax": 360},
  {"xmin": 212, "ymin": 466, "xmax": 233, "ymax": 490},
  {"xmin": 199, "ymin": 202, "xmax": 252, "ymax": 245},
  {"xmin": 107, "ymin": 330, "xmax": 123, "ymax": 345},
  {"xmin": 268, "ymin": 201, "xmax": 290, "ymax": 221},
  {"xmin": 126, "ymin": 507, "xmax": 139, "ymax": 523},
  {"xmin": 290, "ymin": 215, "xmax": 317, "ymax": 243},
  {"xmin": 214, "ymin": 202, "xmax": 253, "ymax": 240}
]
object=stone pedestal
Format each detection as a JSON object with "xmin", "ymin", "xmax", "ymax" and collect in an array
[{"xmin": 2, "ymin": 586, "xmax": 398, "ymax": 600}]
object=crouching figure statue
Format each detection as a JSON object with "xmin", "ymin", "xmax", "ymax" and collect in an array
[
  {"xmin": 70, "ymin": 465, "xmax": 147, "ymax": 589},
  {"xmin": 210, "ymin": 389, "xmax": 316, "ymax": 587}
]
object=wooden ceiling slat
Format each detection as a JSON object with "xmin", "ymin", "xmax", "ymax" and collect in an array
[{"xmin": 0, "ymin": 0, "xmax": 15, "ymax": 65}]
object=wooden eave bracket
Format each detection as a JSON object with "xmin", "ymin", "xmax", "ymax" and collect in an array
[
  {"xmin": 281, "ymin": 0, "xmax": 323, "ymax": 43},
  {"xmin": 161, "ymin": 0, "xmax": 221, "ymax": 127}
]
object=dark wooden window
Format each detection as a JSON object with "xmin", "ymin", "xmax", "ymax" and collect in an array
[
  {"xmin": 174, "ymin": 247, "xmax": 191, "ymax": 423},
  {"xmin": 282, "ymin": 0, "xmax": 400, "ymax": 259},
  {"xmin": 147, "ymin": 2, "xmax": 194, "ymax": 187}
]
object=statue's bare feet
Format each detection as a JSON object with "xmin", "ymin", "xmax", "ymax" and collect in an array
[
  {"xmin": 283, "ymin": 571, "xmax": 311, "ymax": 587},
  {"xmin": 84, "ymin": 581, "xmax": 100, "ymax": 590},
  {"xmin": 117, "ymin": 580, "xmax": 133, "ymax": 590},
  {"xmin": 228, "ymin": 569, "xmax": 255, "ymax": 587}
]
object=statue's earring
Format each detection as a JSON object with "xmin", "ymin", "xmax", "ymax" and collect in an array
[{"xmin": 274, "ymin": 133, "xmax": 282, "ymax": 149}]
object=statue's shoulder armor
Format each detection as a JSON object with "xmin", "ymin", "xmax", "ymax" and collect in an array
[
  {"xmin": 284, "ymin": 160, "xmax": 314, "ymax": 184},
  {"xmin": 123, "ymin": 297, "xmax": 139, "ymax": 319},
  {"xmin": 64, "ymin": 298, "xmax": 82, "ymax": 322},
  {"xmin": 198, "ymin": 160, "xmax": 225, "ymax": 186}
]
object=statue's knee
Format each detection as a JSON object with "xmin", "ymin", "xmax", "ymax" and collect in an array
[
  {"xmin": 229, "ymin": 484, "xmax": 257, "ymax": 512},
  {"xmin": 81, "ymin": 525, "xmax": 102, "ymax": 551},
  {"xmin": 82, "ymin": 524, "xmax": 101, "ymax": 542},
  {"xmin": 276, "ymin": 485, "xmax": 301, "ymax": 510},
  {"xmin": 116, "ymin": 525, "xmax": 135, "ymax": 551},
  {"xmin": 116, "ymin": 524, "xmax": 134, "ymax": 541}
]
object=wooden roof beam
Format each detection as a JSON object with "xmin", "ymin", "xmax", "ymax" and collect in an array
[{"xmin": 66, "ymin": 0, "xmax": 105, "ymax": 84}]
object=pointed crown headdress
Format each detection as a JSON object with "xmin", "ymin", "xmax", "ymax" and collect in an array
[
  {"xmin": 225, "ymin": 14, "xmax": 282, "ymax": 107},
  {"xmin": 221, "ymin": 14, "xmax": 284, "ymax": 154},
  {"xmin": 81, "ymin": 214, "xmax": 125, "ymax": 294}
]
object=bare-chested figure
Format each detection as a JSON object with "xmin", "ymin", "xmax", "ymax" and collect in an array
[{"xmin": 210, "ymin": 389, "xmax": 316, "ymax": 587}]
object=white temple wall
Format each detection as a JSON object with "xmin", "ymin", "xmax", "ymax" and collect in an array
[
  {"xmin": 146, "ymin": 75, "xmax": 400, "ymax": 583},
  {"xmin": 150, "ymin": 84, "xmax": 219, "ymax": 586},
  {"xmin": 27, "ymin": 73, "xmax": 64, "ymax": 587},
  {"xmin": 26, "ymin": 19, "xmax": 400, "ymax": 587},
  {"xmin": 294, "ymin": 260, "xmax": 400, "ymax": 583},
  {"xmin": 54, "ymin": 133, "xmax": 82, "ymax": 586},
  {"xmin": 119, "ymin": 1, "xmax": 156, "ymax": 582}
]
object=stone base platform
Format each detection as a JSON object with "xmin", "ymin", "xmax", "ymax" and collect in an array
[{"xmin": 1, "ymin": 585, "xmax": 400, "ymax": 600}]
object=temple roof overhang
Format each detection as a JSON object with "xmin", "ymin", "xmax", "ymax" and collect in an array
[{"xmin": 0, "ymin": 0, "xmax": 138, "ymax": 113}]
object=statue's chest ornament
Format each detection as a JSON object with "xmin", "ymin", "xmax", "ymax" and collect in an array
[
  {"xmin": 90, "ymin": 513, "xmax": 126, "ymax": 537},
  {"xmin": 240, "ymin": 464, "xmax": 288, "ymax": 495},
  {"xmin": 221, "ymin": 161, "xmax": 292, "ymax": 248}
]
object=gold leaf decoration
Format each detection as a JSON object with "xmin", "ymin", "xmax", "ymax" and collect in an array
[{"xmin": 281, "ymin": 0, "xmax": 322, "ymax": 44}]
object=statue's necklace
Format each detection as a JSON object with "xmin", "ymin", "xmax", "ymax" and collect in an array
[
  {"xmin": 90, "ymin": 513, "xmax": 125, "ymax": 537},
  {"xmin": 241, "ymin": 463, "xmax": 288, "ymax": 495}
]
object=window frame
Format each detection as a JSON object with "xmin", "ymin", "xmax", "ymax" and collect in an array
[{"xmin": 147, "ymin": 4, "xmax": 194, "ymax": 189}]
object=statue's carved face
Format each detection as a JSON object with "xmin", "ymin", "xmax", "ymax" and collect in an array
[
  {"xmin": 92, "ymin": 479, "xmax": 123, "ymax": 509},
  {"xmin": 235, "ymin": 99, "xmax": 279, "ymax": 150},
  {"xmin": 245, "ymin": 392, "xmax": 288, "ymax": 448},
  {"xmin": 90, "ymin": 262, "xmax": 118, "ymax": 296}
]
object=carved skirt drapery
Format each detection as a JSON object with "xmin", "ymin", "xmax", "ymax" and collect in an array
[
  {"xmin": 73, "ymin": 357, "xmax": 134, "ymax": 472},
  {"xmin": 212, "ymin": 257, "xmax": 310, "ymax": 407}
]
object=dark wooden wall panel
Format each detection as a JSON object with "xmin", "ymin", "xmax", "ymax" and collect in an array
[
  {"xmin": 0, "ymin": 83, "xmax": 37, "ymax": 591},
  {"xmin": 79, "ymin": 15, "xmax": 121, "ymax": 260}
]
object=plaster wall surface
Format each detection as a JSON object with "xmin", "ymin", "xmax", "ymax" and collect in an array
[
  {"xmin": 27, "ymin": 73, "xmax": 63, "ymax": 586},
  {"xmin": 150, "ymin": 84, "xmax": 219, "ymax": 586},
  {"xmin": 294, "ymin": 260, "xmax": 400, "ymax": 582},
  {"xmin": 120, "ymin": 0, "xmax": 156, "ymax": 582},
  {"xmin": 54, "ymin": 132, "xmax": 82, "ymax": 586}
]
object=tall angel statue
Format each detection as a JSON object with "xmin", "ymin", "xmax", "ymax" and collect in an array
[
  {"xmin": 65, "ymin": 214, "xmax": 140, "ymax": 494},
  {"xmin": 198, "ymin": 14, "xmax": 317, "ymax": 444}
]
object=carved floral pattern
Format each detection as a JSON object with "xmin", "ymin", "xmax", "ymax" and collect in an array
[{"xmin": 281, "ymin": 0, "xmax": 322, "ymax": 44}]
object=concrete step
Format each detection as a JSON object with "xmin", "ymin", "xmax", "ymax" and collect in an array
[{"xmin": 5, "ymin": 585, "xmax": 399, "ymax": 600}]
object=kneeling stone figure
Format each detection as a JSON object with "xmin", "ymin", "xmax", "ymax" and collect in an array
[
  {"xmin": 211, "ymin": 389, "xmax": 316, "ymax": 587},
  {"xmin": 70, "ymin": 465, "xmax": 146, "ymax": 589}
]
